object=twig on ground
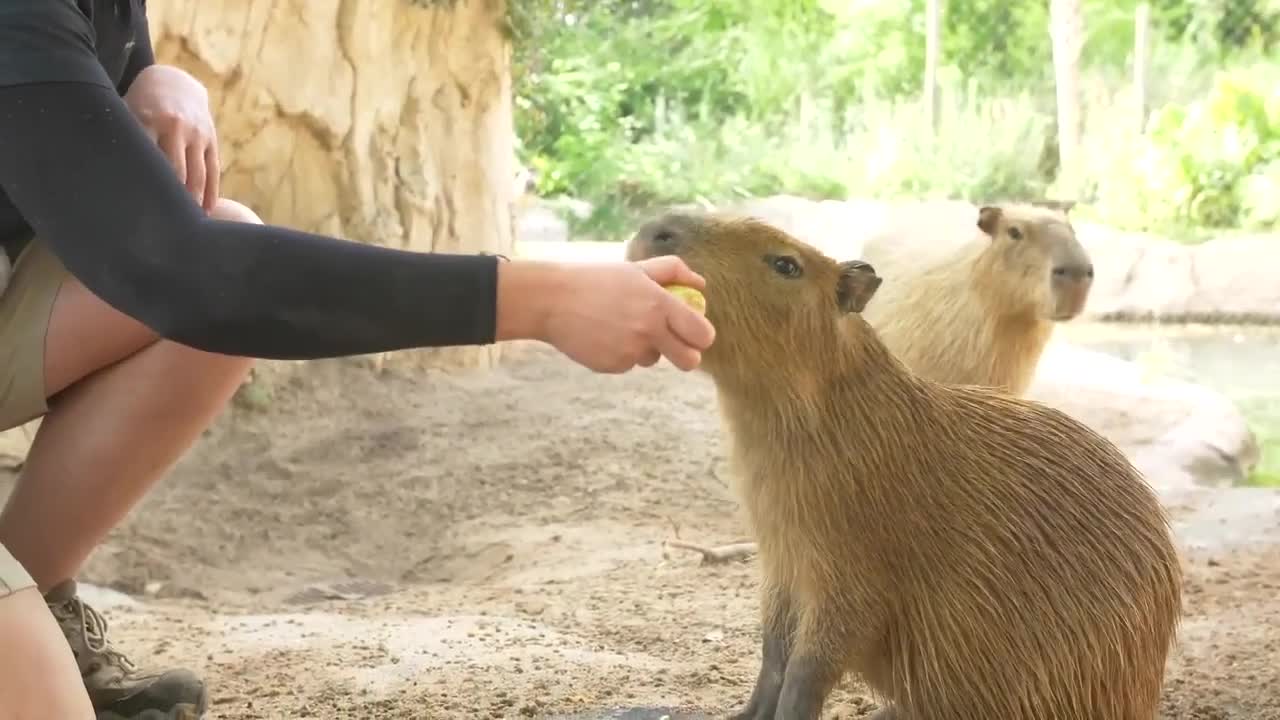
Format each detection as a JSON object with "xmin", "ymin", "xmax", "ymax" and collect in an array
[
  {"xmin": 665, "ymin": 514, "xmax": 682, "ymax": 540},
  {"xmin": 665, "ymin": 538, "xmax": 758, "ymax": 565}
]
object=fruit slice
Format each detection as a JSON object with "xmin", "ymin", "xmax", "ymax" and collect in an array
[{"xmin": 664, "ymin": 284, "xmax": 706, "ymax": 315}]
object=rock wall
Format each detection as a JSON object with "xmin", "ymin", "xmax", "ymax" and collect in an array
[{"xmin": 148, "ymin": 0, "xmax": 517, "ymax": 371}]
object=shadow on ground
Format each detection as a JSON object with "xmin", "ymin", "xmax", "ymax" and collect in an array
[{"xmin": 547, "ymin": 709, "xmax": 713, "ymax": 720}]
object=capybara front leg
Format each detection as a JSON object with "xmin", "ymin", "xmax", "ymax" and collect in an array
[
  {"xmin": 772, "ymin": 648, "xmax": 841, "ymax": 720},
  {"xmin": 729, "ymin": 587, "xmax": 793, "ymax": 720}
]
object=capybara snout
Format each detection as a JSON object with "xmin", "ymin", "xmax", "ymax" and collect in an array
[
  {"xmin": 630, "ymin": 211, "xmax": 884, "ymax": 306},
  {"xmin": 1050, "ymin": 257, "xmax": 1094, "ymax": 320},
  {"xmin": 1051, "ymin": 269, "xmax": 1093, "ymax": 319},
  {"xmin": 627, "ymin": 213, "xmax": 693, "ymax": 262},
  {"xmin": 627, "ymin": 210, "xmax": 886, "ymax": 371}
]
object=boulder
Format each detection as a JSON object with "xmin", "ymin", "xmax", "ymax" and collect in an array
[
  {"xmin": 726, "ymin": 194, "xmax": 898, "ymax": 260},
  {"xmin": 1027, "ymin": 341, "xmax": 1260, "ymax": 495},
  {"xmin": 1078, "ymin": 226, "xmax": 1280, "ymax": 324},
  {"xmin": 516, "ymin": 203, "xmax": 572, "ymax": 245}
]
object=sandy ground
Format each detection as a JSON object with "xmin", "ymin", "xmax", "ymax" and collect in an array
[{"xmin": 3, "ymin": 345, "xmax": 1278, "ymax": 720}]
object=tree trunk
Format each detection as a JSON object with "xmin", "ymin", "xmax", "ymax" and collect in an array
[
  {"xmin": 1049, "ymin": 0, "xmax": 1084, "ymax": 196},
  {"xmin": 923, "ymin": 0, "xmax": 942, "ymax": 135},
  {"xmin": 147, "ymin": 0, "xmax": 517, "ymax": 372}
]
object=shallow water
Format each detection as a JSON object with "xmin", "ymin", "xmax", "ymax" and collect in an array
[{"xmin": 1058, "ymin": 322, "xmax": 1280, "ymax": 486}]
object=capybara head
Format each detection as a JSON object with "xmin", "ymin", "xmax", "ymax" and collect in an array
[
  {"xmin": 625, "ymin": 210, "xmax": 882, "ymax": 373},
  {"xmin": 976, "ymin": 203, "xmax": 1093, "ymax": 321}
]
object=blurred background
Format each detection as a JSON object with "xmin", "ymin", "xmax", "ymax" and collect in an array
[
  {"xmin": 509, "ymin": 0, "xmax": 1280, "ymax": 488},
  {"xmin": 511, "ymin": 0, "xmax": 1278, "ymax": 238},
  {"xmin": 0, "ymin": 5, "xmax": 1273, "ymax": 716}
]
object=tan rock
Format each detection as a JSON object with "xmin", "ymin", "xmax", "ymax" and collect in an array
[{"xmin": 1027, "ymin": 341, "xmax": 1259, "ymax": 494}]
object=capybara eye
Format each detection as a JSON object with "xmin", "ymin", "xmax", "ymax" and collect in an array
[
  {"xmin": 769, "ymin": 255, "xmax": 802, "ymax": 278},
  {"xmin": 1053, "ymin": 267, "xmax": 1067, "ymax": 277},
  {"xmin": 1008, "ymin": 227, "xmax": 1024, "ymax": 240},
  {"xmin": 653, "ymin": 230, "xmax": 676, "ymax": 245}
]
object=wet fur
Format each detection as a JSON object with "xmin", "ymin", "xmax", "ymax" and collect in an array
[
  {"xmin": 626, "ymin": 211, "xmax": 1182, "ymax": 720},
  {"xmin": 859, "ymin": 203, "xmax": 1091, "ymax": 396}
]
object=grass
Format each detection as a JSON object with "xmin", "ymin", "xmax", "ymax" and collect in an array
[{"xmin": 1236, "ymin": 397, "xmax": 1280, "ymax": 487}]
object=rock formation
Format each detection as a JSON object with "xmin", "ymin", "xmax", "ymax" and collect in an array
[{"xmin": 148, "ymin": 0, "xmax": 518, "ymax": 370}]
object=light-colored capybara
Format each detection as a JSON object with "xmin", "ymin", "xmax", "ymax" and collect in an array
[
  {"xmin": 625, "ymin": 210, "xmax": 1181, "ymax": 720},
  {"xmin": 857, "ymin": 201, "xmax": 1092, "ymax": 396}
]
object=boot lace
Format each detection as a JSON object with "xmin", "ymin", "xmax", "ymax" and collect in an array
[{"xmin": 70, "ymin": 597, "xmax": 137, "ymax": 674}]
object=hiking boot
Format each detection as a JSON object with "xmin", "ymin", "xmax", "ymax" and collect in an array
[{"xmin": 44, "ymin": 579, "xmax": 208, "ymax": 720}]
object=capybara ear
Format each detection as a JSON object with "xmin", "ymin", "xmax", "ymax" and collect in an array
[
  {"xmin": 977, "ymin": 206, "xmax": 1003, "ymax": 237},
  {"xmin": 836, "ymin": 260, "xmax": 882, "ymax": 314}
]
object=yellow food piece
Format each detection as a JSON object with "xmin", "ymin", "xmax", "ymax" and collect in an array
[{"xmin": 664, "ymin": 284, "xmax": 707, "ymax": 315}]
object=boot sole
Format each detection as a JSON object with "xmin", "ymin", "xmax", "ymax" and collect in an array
[{"xmin": 96, "ymin": 702, "xmax": 204, "ymax": 720}]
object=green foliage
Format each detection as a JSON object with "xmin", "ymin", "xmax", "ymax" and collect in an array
[
  {"xmin": 1242, "ymin": 397, "xmax": 1280, "ymax": 487},
  {"xmin": 509, "ymin": 0, "xmax": 1280, "ymax": 239},
  {"xmin": 1081, "ymin": 62, "xmax": 1280, "ymax": 233}
]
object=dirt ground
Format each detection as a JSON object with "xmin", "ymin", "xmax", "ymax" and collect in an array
[{"xmin": 3, "ymin": 344, "xmax": 1278, "ymax": 720}]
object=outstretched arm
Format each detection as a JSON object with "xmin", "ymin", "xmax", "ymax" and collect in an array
[
  {"xmin": 0, "ymin": 1, "xmax": 717, "ymax": 373},
  {"xmin": 0, "ymin": 79, "xmax": 501, "ymax": 360}
]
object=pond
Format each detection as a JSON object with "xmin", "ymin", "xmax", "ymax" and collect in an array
[{"xmin": 1057, "ymin": 322, "xmax": 1280, "ymax": 487}]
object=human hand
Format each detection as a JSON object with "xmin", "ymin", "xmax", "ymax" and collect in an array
[
  {"xmin": 123, "ymin": 64, "xmax": 220, "ymax": 213},
  {"xmin": 495, "ymin": 256, "xmax": 716, "ymax": 373}
]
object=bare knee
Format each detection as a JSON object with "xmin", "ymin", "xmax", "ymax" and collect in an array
[
  {"xmin": 209, "ymin": 197, "xmax": 263, "ymax": 225},
  {"xmin": 0, "ymin": 588, "xmax": 94, "ymax": 720}
]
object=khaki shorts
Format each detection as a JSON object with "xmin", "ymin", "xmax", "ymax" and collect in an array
[
  {"xmin": 0, "ymin": 540, "xmax": 35, "ymax": 598},
  {"xmin": 0, "ymin": 239, "xmax": 66, "ymax": 433},
  {"xmin": 0, "ymin": 239, "xmax": 64, "ymax": 599}
]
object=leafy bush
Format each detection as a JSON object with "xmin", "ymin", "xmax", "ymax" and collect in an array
[
  {"xmin": 509, "ymin": 0, "xmax": 1280, "ymax": 239},
  {"xmin": 1082, "ymin": 63, "xmax": 1280, "ymax": 233}
]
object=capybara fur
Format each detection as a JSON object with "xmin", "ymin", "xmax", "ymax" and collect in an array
[
  {"xmin": 858, "ymin": 201, "xmax": 1093, "ymax": 396},
  {"xmin": 625, "ymin": 211, "xmax": 1181, "ymax": 720}
]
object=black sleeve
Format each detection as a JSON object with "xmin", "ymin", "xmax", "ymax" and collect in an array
[
  {"xmin": 117, "ymin": 0, "xmax": 154, "ymax": 95},
  {"xmin": 0, "ymin": 80, "xmax": 501, "ymax": 360}
]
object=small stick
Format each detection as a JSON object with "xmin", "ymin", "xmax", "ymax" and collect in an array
[{"xmin": 665, "ymin": 539, "xmax": 759, "ymax": 565}]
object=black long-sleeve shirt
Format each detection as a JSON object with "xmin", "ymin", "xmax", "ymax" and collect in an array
[{"xmin": 0, "ymin": 0, "xmax": 501, "ymax": 359}]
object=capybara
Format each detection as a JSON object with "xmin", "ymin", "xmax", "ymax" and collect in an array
[
  {"xmin": 625, "ymin": 211, "xmax": 1181, "ymax": 720},
  {"xmin": 857, "ymin": 201, "xmax": 1093, "ymax": 396}
]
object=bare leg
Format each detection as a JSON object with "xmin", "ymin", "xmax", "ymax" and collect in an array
[
  {"xmin": 0, "ymin": 198, "xmax": 258, "ymax": 588},
  {"xmin": 730, "ymin": 583, "xmax": 794, "ymax": 720},
  {"xmin": 0, "ymin": 198, "xmax": 259, "ymax": 717},
  {"xmin": 0, "ymin": 588, "xmax": 94, "ymax": 720}
]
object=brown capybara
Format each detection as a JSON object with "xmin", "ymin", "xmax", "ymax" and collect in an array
[
  {"xmin": 857, "ymin": 201, "xmax": 1092, "ymax": 396},
  {"xmin": 625, "ymin": 211, "xmax": 1181, "ymax": 720}
]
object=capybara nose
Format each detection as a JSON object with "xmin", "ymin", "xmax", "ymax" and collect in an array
[
  {"xmin": 652, "ymin": 229, "xmax": 677, "ymax": 248},
  {"xmin": 1053, "ymin": 264, "xmax": 1094, "ymax": 282}
]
